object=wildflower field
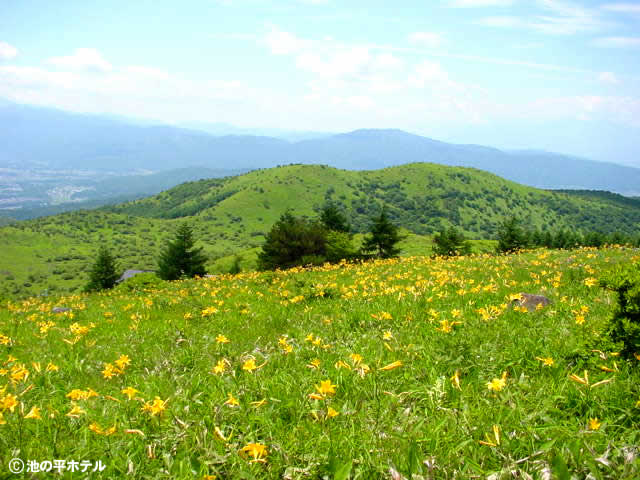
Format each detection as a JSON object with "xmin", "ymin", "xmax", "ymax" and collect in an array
[{"xmin": 1, "ymin": 247, "xmax": 639, "ymax": 479}]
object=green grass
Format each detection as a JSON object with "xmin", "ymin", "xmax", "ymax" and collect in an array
[{"xmin": 1, "ymin": 246, "xmax": 639, "ymax": 478}]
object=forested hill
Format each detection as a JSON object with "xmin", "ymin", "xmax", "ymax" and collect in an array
[
  {"xmin": 3, "ymin": 162, "xmax": 640, "ymax": 299},
  {"xmin": 105, "ymin": 163, "xmax": 640, "ymax": 237}
]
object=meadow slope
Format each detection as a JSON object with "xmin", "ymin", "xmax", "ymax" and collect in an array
[{"xmin": 0, "ymin": 247, "xmax": 639, "ymax": 478}]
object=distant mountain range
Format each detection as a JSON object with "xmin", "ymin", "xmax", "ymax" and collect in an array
[{"xmin": 2, "ymin": 100, "xmax": 640, "ymax": 195}]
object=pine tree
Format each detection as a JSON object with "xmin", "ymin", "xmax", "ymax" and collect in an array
[
  {"xmin": 432, "ymin": 227, "xmax": 471, "ymax": 257},
  {"xmin": 361, "ymin": 209, "xmax": 402, "ymax": 259},
  {"xmin": 157, "ymin": 223, "xmax": 207, "ymax": 280},
  {"xmin": 85, "ymin": 246, "xmax": 120, "ymax": 292},
  {"xmin": 320, "ymin": 203, "xmax": 351, "ymax": 233},
  {"xmin": 496, "ymin": 216, "xmax": 529, "ymax": 253},
  {"xmin": 257, "ymin": 212, "xmax": 327, "ymax": 270}
]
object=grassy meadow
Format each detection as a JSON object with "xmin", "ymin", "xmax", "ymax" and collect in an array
[{"xmin": 1, "ymin": 246, "xmax": 639, "ymax": 479}]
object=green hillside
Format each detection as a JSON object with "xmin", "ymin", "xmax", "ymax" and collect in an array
[
  {"xmin": 106, "ymin": 163, "xmax": 640, "ymax": 236},
  {"xmin": 2, "ymin": 162, "xmax": 640, "ymax": 299}
]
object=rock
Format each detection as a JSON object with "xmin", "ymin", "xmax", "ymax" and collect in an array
[
  {"xmin": 52, "ymin": 307, "xmax": 71, "ymax": 314},
  {"xmin": 513, "ymin": 293, "xmax": 551, "ymax": 312}
]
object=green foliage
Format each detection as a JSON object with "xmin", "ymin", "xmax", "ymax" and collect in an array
[
  {"xmin": 600, "ymin": 263, "xmax": 640, "ymax": 357},
  {"xmin": 157, "ymin": 223, "xmax": 207, "ymax": 280},
  {"xmin": 115, "ymin": 272, "xmax": 165, "ymax": 293},
  {"xmin": 84, "ymin": 246, "xmax": 120, "ymax": 292},
  {"xmin": 320, "ymin": 203, "xmax": 351, "ymax": 233},
  {"xmin": 361, "ymin": 209, "xmax": 402, "ymax": 259},
  {"xmin": 229, "ymin": 255, "xmax": 242, "ymax": 275},
  {"xmin": 325, "ymin": 230, "xmax": 357, "ymax": 263},
  {"xmin": 432, "ymin": 227, "xmax": 471, "ymax": 257},
  {"xmin": 258, "ymin": 212, "xmax": 327, "ymax": 270},
  {"xmin": 496, "ymin": 216, "xmax": 530, "ymax": 253}
]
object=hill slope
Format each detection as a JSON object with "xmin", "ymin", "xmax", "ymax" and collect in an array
[{"xmin": 3, "ymin": 163, "xmax": 640, "ymax": 299}]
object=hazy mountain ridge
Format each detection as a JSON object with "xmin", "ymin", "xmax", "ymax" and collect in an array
[{"xmin": 2, "ymin": 101, "xmax": 640, "ymax": 195}]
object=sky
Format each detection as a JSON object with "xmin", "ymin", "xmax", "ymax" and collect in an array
[{"xmin": 1, "ymin": 0, "xmax": 639, "ymax": 166}]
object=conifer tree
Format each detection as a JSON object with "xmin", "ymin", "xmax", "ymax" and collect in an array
[
  {"xmin": 432, "ymin": 227, "xmax": 471, "ymax": 257},
  {"xmin": 157, "ymin": 223, "xmax": 207, "ymax": 280},
  {"xmin": 496, "ymin": 216, "xmax": 529, "ymax": 253},
  {"xmin": 85, "ymin": 246, "xmax": 120, "ymax": 292},
  {"xmin": 361, "ymin": 209, "xmax": 402, "ymax": 259}
]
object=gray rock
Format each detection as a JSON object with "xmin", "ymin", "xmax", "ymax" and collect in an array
[
  {"xmin": 512, "ymin": 293, "xmax": 551, "ymax": 312},
  {"xmin": 52, "ymin": 307, "xmax": 71, "ymax": 314}
]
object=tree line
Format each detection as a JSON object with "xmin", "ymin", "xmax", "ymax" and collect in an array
[{"xmin": 85, "ymin": 208, "xmax": 640, "ymax": 293}]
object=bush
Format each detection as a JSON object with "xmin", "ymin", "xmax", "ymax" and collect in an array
[
  {"xmin": 360, "ymin": 209, "xmax": 403, "ymax": 259},
  {"xmin": 600, "ymin": 264, "xmax": 640, "ymax": 358}
]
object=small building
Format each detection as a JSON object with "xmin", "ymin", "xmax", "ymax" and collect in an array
[{"xmin": 116, "ymin": 269, "xmax": 155, "ymax": 284}]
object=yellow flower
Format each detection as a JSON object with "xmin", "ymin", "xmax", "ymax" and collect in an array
[
  {"xmin": 216, "ymin": 334, "xmax": 230, "ymax": 344},
  {"xmin": 212, "ymin": 359, "xmax": 228, "ymax": 375},
  {"xmin": 584, "ymin": 277, "xmax": 597, "ymax": 287},
  {"xmin": 334, "ymin": 360, "xmax": 351, "ymax": 370},
  {"xmin": 89, "ymin": 422, "xmax": 103, "ymax": 434},
  {"xmin": 379, "ymin": 360, "xmax": 403, "ymax": 371},
  {"xmin": 450, "ymin": 370, "xmax": 461, "ymax": 390},
  {"xmin": 0, "ymin": 411, "xmax": 5, "ymax": 425},
  {"xmin": 327, "ymin": 407, "xmax": 339, "ymax": 418},
  {"xmin": 250, "ymin": 399, "xmax": 267, "ymax": 409},
  {"xmin": 383, "ymin": 331, "xmax": 393, "ymax": 341},
  {"xmin": 239, "ymin": 442, "xmax": 268, "ymax": 463},
  {"xmin": 588, "ymin": 418, "xmax": 601, "ymax": 430},
  {"xmin": 307, "ymin": 359, "xmax": 321, "ymax": 369},
  {"xmin": 575, "ymin": 315, "xmax": 585, "ymax": 325},
  {"xmin": 66, "ymin": 404, "xmax": 87, "ymax": 417},
  {"xmin": 349, "ymin": 353, "xmax": 363, "ymax": 366},
  {"xmin": 479, "ymin": 425, "xmax": 501, "ymax": 447},
  {"xmin": 487, "ymin": 371, "xmax": 508, "ymax": 392},
  {"xmin": 121, "ymin": 387, "xmax": 139, "ymax": 400},
  {"xmin": 535, "ymin": 356, "xmax": 555, "ymax": 367},
  {"xmin": 242, "ymin": 359, "xmax": 257, "ymax": 372},
  {"xmin": 315, "ymin": 379, "xmax": 337, "ymax": 397},
  {"xmin": 45, "ymin": 362, "xmax": 59, "ymax": 372},
  {"xmin": 224, "ymin": 393, "xmax": 239, "ymax": 407},
  {"xmin": 141, "ymin": 397, "xmax": 167, "ymax": 417},
  {"xmin": 1, "ymin": 393, "xmax": 19, "ymax": 412},
  {"xmin": 115, "ymin": 354, "xmax": 131, "ymax": 370},
  {"xmin": 102, "ymin": 363, "xmax": 118, "ymax": 379},
  {"xmin": 24, "ymin": 406, "xmax": 41, "ymax": 420}
]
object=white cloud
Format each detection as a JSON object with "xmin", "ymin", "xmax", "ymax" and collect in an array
[
  {"xmin": 594, "ymin": 36, "xmax": 640, "ymax": 47},
  {"xmin": 598, "ymin": 71, "xmax": 619, "ymax": 84},
  {"xmin": 408, "ymin": 32, "xmax": 445, "ymax": 48},
  {"xmin": 476, "ymin": 0, "xmax": 608, "ymax": 35},
  {"xmin": 0, "ymin": 42, "xmax": 18, "ymax": 60},
  {"xmin": 407, "ymin": 61, "xmax": 451, "ymax": 88},
  {"xmin": 522, "ymin": 95, "xmax": 640, "ymax": 127},
  {"xmin": 449, "ymin": 0, "xmax": 513, "ymax": 7},
  {"xmin": 602, "ymin": 3, "xmax": 640, "ymax": 14},
  {"xmin": 47, "ymin": 48, "xmax": 113, "ymax": 73}
]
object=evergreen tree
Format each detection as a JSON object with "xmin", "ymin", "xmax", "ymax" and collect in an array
[
  {"xmin": 496, "ymin": 216, "xmax": 529, "ymax": 253},
  {"xmin": 361, "ymin": 209, "xmax": 402, "ymax": 259},
  {"xmin": 157, "ymin": 223, "xmax": 207, "ymax": 280},
  {"xmin": 258, "ymin": 212, "xmax": 327, "ymax": 270},
  {"xmin": 432, "ymin": 227, "xmax": 471, "ymax": 257},
  {"xmin": 85, "ymin": 246, "xmax": 120, "ymax": 292},
  {"xmin": 320, "ymin": 203, "xmax": 351, "ymax": 233}
]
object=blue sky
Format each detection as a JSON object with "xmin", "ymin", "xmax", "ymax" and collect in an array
[{"xmin": 1, "ymin": 0, "xmax": 639, "ymax": 165}]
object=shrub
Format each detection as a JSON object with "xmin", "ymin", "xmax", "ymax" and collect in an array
[
  {"xmin": 496, "ymin": 216, "xmax": 529, "ymax": 253},
  {"xmin": 600, "ymin": 264, "xmax": 640, "ymax": 358},
  {"xmin": 157, "ymin": 223, "xmax": 207, "ymax": 280}
]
